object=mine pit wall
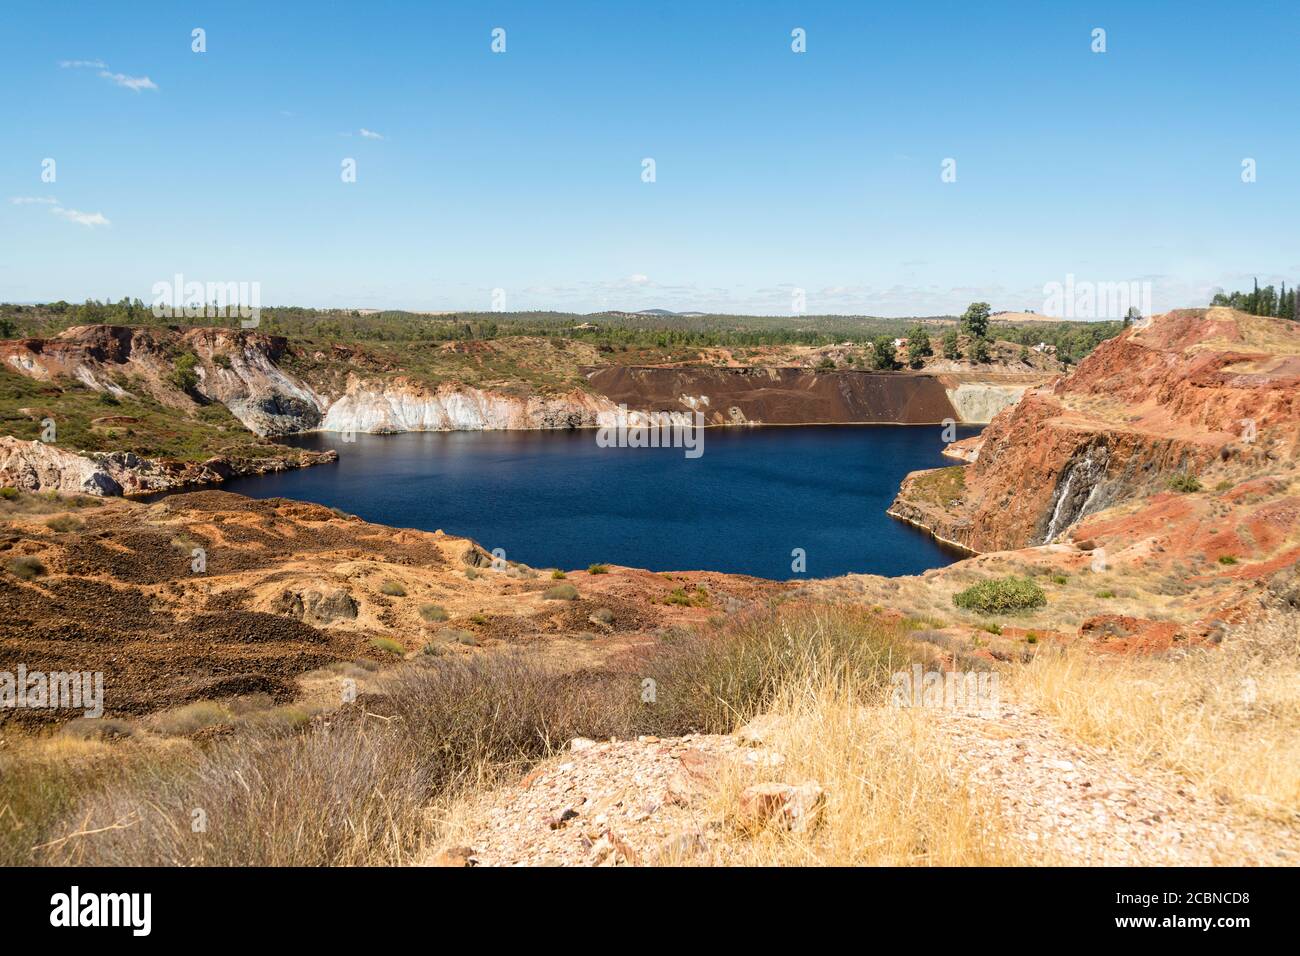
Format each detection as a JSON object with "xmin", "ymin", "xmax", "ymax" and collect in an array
[
  {"xmin": 920, "ymin": 395, "xmax": 1218, "ymax": 553},
  {"xmin": 583, "ymin": 366, "xmax": 983, "ymax": 425}
]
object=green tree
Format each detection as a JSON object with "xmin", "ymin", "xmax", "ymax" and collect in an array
[
  {"xmin": 169, "ymin": 352, "xmax": 200, "ymax": 392},
  {"xmin": 968, "ymin": 337, "xmax": 991, "ymax": 363},
  {"xmin": 961, "ymin": 302, "xmax": 991, "ymax": 339},
  {"xmin": 870, "ymin": 335, "xmax": 897, "ymax": 370},
  {"xmin": 905, "ymin": 326, "xmax": 932, "ymax": 367},
  {"xmin": 941, "ymin": 328, "xmax": 960, "ymax": 360}
]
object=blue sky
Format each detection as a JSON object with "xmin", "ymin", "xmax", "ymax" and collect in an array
[{"xmin": 1, "ymin": 0, "xmax": 1297, "ymax": 316}]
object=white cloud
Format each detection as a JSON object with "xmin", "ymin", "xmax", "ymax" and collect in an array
[
  {"xmin": 10, "ymin": 196, "xmax": 59, "ymax": 205},
  {"xmin": 625, "ymin": 274, "xmax": 650, "ymax": 285},
  {"xmin": 50, "ymin": 207, "xmax": 110, "ymax": 227},
  {"xmin": 60, "ymin": 58, "xmax": 157, "ymax": 92},
  {"xmin": 359, "ymin": 128, "xmax": 384, "ymax": 139},
  {"xmin": 99, "ymin": 70, "xmax": 157, "ymax": 92}
]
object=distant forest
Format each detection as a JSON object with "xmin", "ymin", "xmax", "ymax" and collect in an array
[
  {"xmin": 1210, "ymin": 279, "xmax": 1297, "ymax": 319},
  {"xmin": 0, "ymin": 299, "xmax": 1122, "ymax": 365}
]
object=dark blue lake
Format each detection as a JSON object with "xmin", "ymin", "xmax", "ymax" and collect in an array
[{"xmin": 221, "ymin": 425, "xmax": 978, "ymax": 580}]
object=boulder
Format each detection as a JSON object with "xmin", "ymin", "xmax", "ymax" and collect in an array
[
  {"xmin": 737, "ymin": 780, "xmax": 825, "ymax": 832},
  {"xmin": 272, "ymin": 587, "xmax": 359, "ymax": 625}
]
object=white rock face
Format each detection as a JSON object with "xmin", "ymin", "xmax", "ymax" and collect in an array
[
  {"xmin": 318, "ymin": 382, "xmax": 617, "ymax": 433},
  {"xmin": 185, "ymin": 330, "xmax": 328, "ymax": 436},
  {"xmin": 946, "ymin": 383, "xmax": 1030, "ymax": 423},
  {"xmin": 0, "ymin": 437, "xmax": 122, "ymax": 495}
]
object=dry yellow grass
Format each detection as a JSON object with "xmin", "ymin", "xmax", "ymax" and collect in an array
[
  {"xmin": 700, "ymin": 681, "xmax": 1047, "ymax": 865},
  {"xmin": 1009, "ymin": 610, "xmax": 1300, "ymax": 823}
]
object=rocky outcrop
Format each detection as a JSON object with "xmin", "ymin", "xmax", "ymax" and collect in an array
[
  {"xmin": 0, "ymin": 435, "xmax": 335, "ymax": 497},
  {"xmin": 0, "ymin": 437, "xmax": 122, "ymax": 495},
  {"xmin": 890, "ymin": 309, "xmax": 1300, "ymax": 553},
  {"xmin": 1, "ymin": 325, "xmax": 327, "ymax": 436},
  {"xmin": 271, "ymin": 587, "xmax": 359, "ymax": 625}
]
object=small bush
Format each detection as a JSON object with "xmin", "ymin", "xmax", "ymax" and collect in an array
[
  {"xmin": 436, "ymin": 628, "xmax": 476, "ymax": 645},
  {"xmin": 371, "ymin": 637, "xmax": 405, "ymax": 656},
  {"xmin": 1025, "ymin": 632, "xmax": 1039, "ymax": 644},
  {"xmin": 418, "ymin": 603, "xmax": 449, "ymax": 623},
  {"xmin": 952, "ymin": 576, "xmax": 1046, "ymax": 615},
  {"xmin": 1096, "ymin": 589, "xmax": 1115, "ymax": 599},
  {"xmin": 148, "ymin": 701, "xmax": 229, "ymax": 736},
  {"xmin": 587, "ymin": 563, "xmax": 610, "ymax": 575},
  {"xmin": 169, "ymin": 351, "xmax": 200, "ymax": 392},
  {"xmin": 0, "ymin": 488, "xmax": 19, "ymax": 500},
  {"xmin": 379, "ymin": 580, "xmax": 406, "ymax": 597},
  {"xmin": 664, "ymin": 586, "xmax": 711, "ymax": 607},
  {"xmin": 6, "ymin": 556, "xmax": 46, "ymax": 580},
  {"xmin": 590, "ymin": 607, "xmax": 614, "ymax": 625},
  {"xmin": 551, "ymin": 569, "xmax": 566, "ymax": 580},
  {"xmin": 1051, "ymin": 574, "xmax": 1068, "ymax": 586},
  {"xmin": 465, "ymin": 567, "xmax": 479, "ymax": 580},
  {"xmin": 469, "ymin": 613, "xmax": 487, "ymax": 625},
  {"xmin": 1168, "ymin": 472, "xmax": 1202, "ymax": 493},
  {"xmin": 543, "ymin": 583, "xmax": 578, "ymax": 601},
  {"xmin": 1217, "ymin": 555, "xmax": 1238, "ymax": 566},
  {"xmin": 45, "ymin": 515, "xmax": 83, "ymax": 533},
  {"xmin": 1215, "ymin": 480, "xmax": 1233, "ymax": 492}
]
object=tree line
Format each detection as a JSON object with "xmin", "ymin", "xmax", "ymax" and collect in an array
[{"xmin": 1209, "ymin": 279, "xmax": 1298, "ymax": 319}]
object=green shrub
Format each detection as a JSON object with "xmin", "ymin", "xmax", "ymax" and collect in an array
[
  {"xmin": 550, "ymin": 569, "xmax": 566, "ymax": 580},
  {"xmin": 1217, "ymin": 555, "xmax": 1238, "ymax": 566},
  {"xmin": 371, "ymin": 637, "xmax": 405, "ymax": 656},
  {"xmin": 543, "ymin": 583, "xmax": 578, "ymax": 601},
  {"xmin": 1096, "ymin": 589, "xmax": 1115, "ymax": 599},
  {"xmin": 587, "ymin": 563, "xmax": 609, "ymax": 574},
  {"xmin": 1168, "ymin": 472, "xmax": 1202, "ymax": 493},
  {"xmin": 6, "ymin": 556, "xmax": 46, "ymax": 580},
  {"xmin": 664, "ymin": 586, "xmax": 710, "ymax": 607},
  {"xmin": 379, "ymin": 580, "xmax": 406, "ymax": 597},
  {"xmin": 952, "ymin": 576, "xmax": 1046, "ymax": 615},
  {"xmin": 169, "ymin": 352, "xmax": 200, "ymax": 392},
  {"xmin": 0, "ymin": 487, "xmax": 19, "ymax": 500},
  {"xmin": 418, "ymin": 603, "xmax": 448, "ymax": 622},
  {"xmin": 44, "ymin": 514, "xmax": 83, "ymax": 533},
  {"xmin": 1051, "ymin": 574, "xmax": 1068, "ymax": 585},
  {"xmin": 1025, "ymin": 632, "xmax": 1039, "ymax": 644}
]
